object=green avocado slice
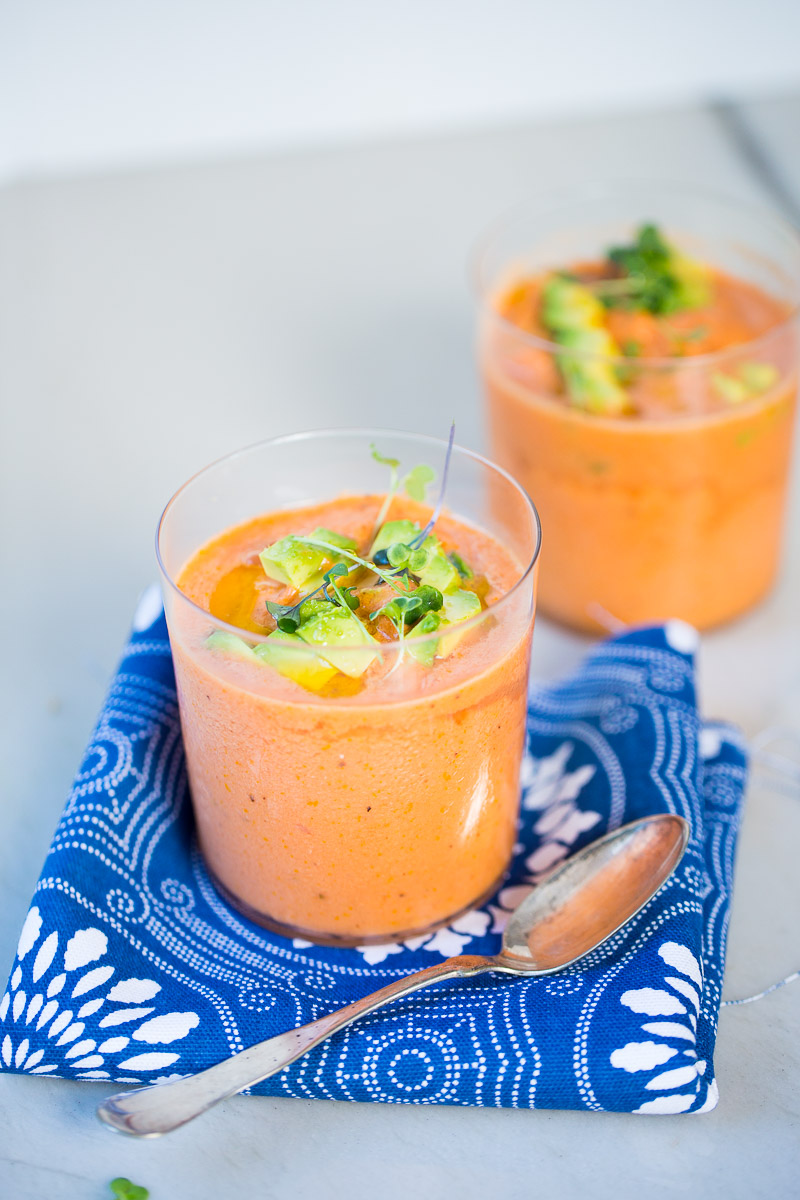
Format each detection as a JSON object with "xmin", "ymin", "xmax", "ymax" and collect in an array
[
  {"xmin": 438, "ymin": 589, "xmax": 482, "ymax": 657},
  {"xmin": 411, "ymin": 537, "xmax": 461, "ymax": 593},
  {"xmin": 205, "ymin": 630, "xmax": 259, "ymax": 660},
  {"xmin": 297, "ymin": 608, "xmax": 380, "ymax": 678},
  {"xmin": 259, "ymin": 527, "xmax": 357, "ymax": 589},
  {"xmin": 369, "ymin": 519, "xmax": 420, "ymax": 557},
  {"xmin": 406, "ymin": 611, "xmax": 442, "ymax": 666},
  {"xmin": 253, "ymin": 630, "xmax": 339, "ymax": 692}
]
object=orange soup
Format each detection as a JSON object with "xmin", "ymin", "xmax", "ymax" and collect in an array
[
  {"xmin": 171, "ymin": 492, "xmax": 535, "ymax": 944},
  {"xmin": 480, "ymin": 221, "xmax": 798, "ymax": 632}
]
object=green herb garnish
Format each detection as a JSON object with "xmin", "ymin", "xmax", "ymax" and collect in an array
[
  {"xmin": 600, "ymin": 224, "xmax": 711, "ymax": 316},
  {"xmin": 251, "ymin": 427, "xmax": 478, "ymax": 684},
  {"xmin": 448, "ymin": 552, "xmax": 472, "ymax": 578},
  {"xmin": 403, "ymin": 463, "xmax": 436, "ymax": 502},
  {"xmin": 370, "ymin": 445, "xmax": 401, "ymax": 530},
  {"xmin": 265, "ymin": 563, "xmax": 351, "ymax": 632},
  {"xmin": 371, "ymin": 422, "xmax": 455, "ymax": 563},
  {"xmin": 294, "ymin": 538, "xmax": 413, "ymax": 595},
  {"xmin": 370, "ymin": 584, "xmax": 443, "ymax": 629},
  {"xmin": 110, "ymin": 1181, "xmax": 149, "ymax": 1200}
]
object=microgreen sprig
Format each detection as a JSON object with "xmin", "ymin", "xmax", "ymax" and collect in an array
[
  {"xmin": 372, "ymin": 584, "xmax": 444, "ymax": 675},
  {"xmin": 325, "ymin": 567, "xmax": 372, "ymax": 634},
  {"xmin": 293, "ymin": 538, "xmax": 414, "ymax": 596},
  {"xmin": 109, "ymin": 1181, "xmax": 149, "ymax": 1200},
  {"xmin": 370, "ymin": 584, "xmax": 443, "ymax": 629},
  {"xmin": 403, "ymin": 463, "xmax": 436, "ymax": 502},
  {"xmin": 265, "ymin": 563, "xmax": 351, "ymax": 633},
  {"xmin": 370, "ymin": 445, "xmax": 401, "ymax": 531},
  {"xmin": 372, "ymin": 422, "xmax": 456, "ymax": 566},
  {"xmin": 448, "ymin": 550, "xmax": 473, "ymax": 579}
]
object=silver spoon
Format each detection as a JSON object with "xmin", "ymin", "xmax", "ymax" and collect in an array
[{"xmin": 97, "ymin": 812, "xmax": 689, "ymax": 1137}]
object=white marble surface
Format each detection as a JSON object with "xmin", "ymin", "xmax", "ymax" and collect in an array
[{"xmin": 1, "ymin": 96, "xmax": 799, "ymax": 1198}]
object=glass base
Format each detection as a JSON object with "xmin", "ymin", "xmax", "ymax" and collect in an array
[{"xmin": 206, "ymin": 864, "xmax": 509, "ymax": 948}]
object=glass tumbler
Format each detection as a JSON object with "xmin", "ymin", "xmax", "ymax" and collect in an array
[{"xmin": 157, "ymin": 430, "xmax": 541, "ymax": 945}]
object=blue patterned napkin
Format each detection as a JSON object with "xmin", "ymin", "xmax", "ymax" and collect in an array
[{"xmin": 0, "ymin": 589, "xmax": 746, "ymax": 1114}]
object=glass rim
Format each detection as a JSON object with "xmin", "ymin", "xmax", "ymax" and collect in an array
[
  {"xmin": 156, "ymin": 427, "xmax": 543, "ymax": 651},
  {"xmin": 470, "ymin": 179, "xmax": 800, "ymax": 370}
]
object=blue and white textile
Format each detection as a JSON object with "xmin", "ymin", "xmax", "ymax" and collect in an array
[{"xmin": 0, "ymin": 592, "xmax": 747, "ymax": 1114}]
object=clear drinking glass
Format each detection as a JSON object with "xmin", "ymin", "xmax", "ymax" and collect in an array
[
  {"xmin": 475, "ymin": 184, "xmax": 800, "ymax": 633},
  {"xmin": 157, "ymin": 430, "xmax": 541, "ymax": 945}
]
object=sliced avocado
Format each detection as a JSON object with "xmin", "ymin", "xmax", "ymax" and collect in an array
[
  {"xmin": 205, "ymin": 630, "xmax": 259, "ymax": 660},
  {"xmin": 297, "ymin": 597, "xmax": 337, "ymax": 623},
  {"xmin": 370, "ymin": 519, "xmax": 419, "ymax": 556},
  {"xmin": 259, "ymin": 528, "xmax": 357, "ymax": 589},
  {"xmin": 542, "ymin": 276, "xmax": 606, "ymax": 330},
  {"xmin": 439, "ymin": 589, "xmax": 482, "ymax": 657},
  {"xmin": 309, "ymin": 527, "xmax": 358, "ymax": 553},
  {"xmin": 297, "ymin": 609, "xmax": 380, "ymax": 678},
  {"xmin": 253, "ymin": 630, "xmax": 339, "ymax": 692},
  {"xmin": 259, "ymin": 536, "xmax": 328, "ymax": 589},
  {"xmin": 406, "ymin": 611, "xmax": 442, "ymax": 667},
  {"xmin": 711, "ymin": 371, "xmax": 750, "ymax": 405},
  {"xmin": 558, "ymin": 326, "xmax": 618, "ymax": 357},
  {"xmin": 410, "ymin": 537, "xmax": 461, "ymax": 594},
  {"xmin": 737, "ymin": 362, "xmax": 779, "ymax": 395}
]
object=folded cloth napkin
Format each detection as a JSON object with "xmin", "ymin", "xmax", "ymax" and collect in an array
[{"xmin": 0, "ymin": 590, "xmax": 746, "ymax": 1114}]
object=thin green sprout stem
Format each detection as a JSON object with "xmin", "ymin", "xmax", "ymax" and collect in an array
[{"xmin": 296, "ymin": 538, "xmax": 411, "ymax": 595}]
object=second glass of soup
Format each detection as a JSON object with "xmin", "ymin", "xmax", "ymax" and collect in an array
[{"xmin": 476, "ymin": 185, "xmax": 800, "ymax": 633}]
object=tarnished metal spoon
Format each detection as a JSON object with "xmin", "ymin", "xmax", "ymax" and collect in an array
[{"xmin": 97, "ymin": 812, "xmax": 689, "ymax": 1137}]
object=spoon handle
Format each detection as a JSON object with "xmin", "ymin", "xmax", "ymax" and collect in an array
[{"xmin": 97, "ymin": 954, "xmax": 493, "ymax": 1137}]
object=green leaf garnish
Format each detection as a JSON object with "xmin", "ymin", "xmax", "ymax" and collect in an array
[
  {"xmin": 448, "ymin": 551, "xmax": 473, "ymax": 579},
  {"xmin": 371, "ymin": 584, "xmax": 443, "ymax": 630},
  {"xmin": 402, "ymin": 464, "xmax": 436, "ymax": 502},
  {"xmin": 110, "ymin": 1180, "xmax": 149, "ymax": 1200},
  {"xmin": 371, "ymin": 444, "xmax": 401, "ymax": 531},
  {"xmin": 386, "ymin": 542, "xmax": 412, "ymax": 568},
  {"xmin": 415, "ymin": 584, "xmax": 444, "ymax": 612},
  {"xmin": 620, "ymin": 340, "xmax": 642, "ymax": 358},
  {"xmin": 265, "ymin": 564, "xmax": 350, "ymax": 631},
  {"xmin": 297, "ymin": 537, "xmax": 413, "ymax": 596},
  {"xmin": 370, "ymin": 445, "xmax": 400, "ymax": 471},
  {"xmin": 601, "ymin": 224, "xmax": 710, "ymax": 316}
]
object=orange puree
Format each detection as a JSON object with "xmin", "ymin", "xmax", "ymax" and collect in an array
[
  {"xmin": 482, "ymin": 266, "xmax": 798, "ymax": 631},
  {"xmin": 173, "ymin": 495, "xmax": 534, "ymax": 943}
]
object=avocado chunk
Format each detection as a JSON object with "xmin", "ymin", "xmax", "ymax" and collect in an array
[
  {"xmin": 406, "ymin": 611, "xmax": 442, "ymax": 666},
  {"xmin": 711, "ymin": 371, "xmax": 750, "ymax": 405},
  {"xmin": 297, "ymin": 597, "xmax": 337, "ymax": 623},
  {"xmin": 713, "ymin": 361, "xmax": 780, "ymax": 405},
  {"xmin": 252, "ymin": 629, "xmax": 339, "ymax": 692},
  {"xmin": 205, "ymin": 630, "xmax": 259, "ymax": 660},
  {"xmin": 738, "ymin": 362, "xmax": 778, "ymax": 394},
  {"xmin": 542, "ymin": 276, "xmax": 607, "ymax": 331},
  {"xmin": 370, "ymin": 519, "xmax": 420, "ymax": 557},
  {"xmin": 297, "ymin": 608, "xmax": 380, "ymax": 678},
  {"xmin": 408, "ymin": 537, "xmax": 461, "ymax": 594},
  {"xmin": 439, "ymin": 589, "xmax": 482, "ymax": 657},
  {"xmin": 541, "ymin": 276, "xmax": 628, "ymax": 415},
  {"xmin": 259, "ymin": 527, "xmax": 357, "ymax": 589}
]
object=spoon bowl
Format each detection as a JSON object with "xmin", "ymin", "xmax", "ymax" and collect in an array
[
  {"xmin": 501, "ymin": 813, "xmax": 690, "ymax": 970},
  {"xmin": 97, "ymin": 812, "xmax": 689, "ymax": 1137}
]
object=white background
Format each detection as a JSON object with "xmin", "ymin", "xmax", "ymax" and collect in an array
[{"xmin": 3, "ymin": 0, "xmax": 800, "ymax": 181}]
